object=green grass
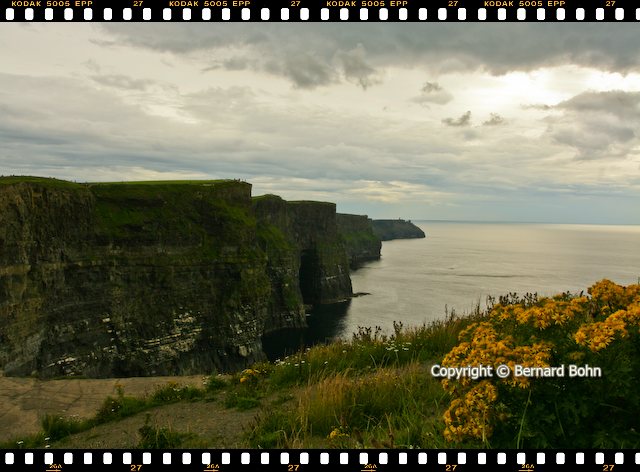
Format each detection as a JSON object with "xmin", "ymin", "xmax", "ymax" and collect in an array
[
  {"xmin": 287, "ymin": 200, "xmax": 336, "ymax": 207},
  {"xmin": 88, "ymin": 180, "xmax": 231, "ymax": 186},
  {"xmin": 262, "ymin": 316, "xmax": 477, "ymax": 390},
  {"xmin": 89, "ymin": 180, "xmax": 256, "ymax": 251},
  {"xmin": 252, "ymin": 194, "xmax": 282, "ymax": 202},
  {"xmin": 256, "ymin": 223, "xmax": 295, "ymax": 257},
  {"xmin": 0, "ymin": 176, "xmax": 84, "ymax": 189},
  {"xmin": 242, "ymin": 315, "xmax": 479, "ymax": 448},
  {"xmin": 0, "ymin": 176, "xmax": 240, "ymax": 189},
  {"xmin": 204, "ymin": 375, "xmax": 228, "ymax": 392},
  {"xmin": 137, "ymin": 414, "xmax": 193, "ymax": 448}
]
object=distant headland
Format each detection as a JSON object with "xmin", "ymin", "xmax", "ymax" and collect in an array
[{"xmin": 372, "ymin": 218, "xmax": 426, "ymax": 241}]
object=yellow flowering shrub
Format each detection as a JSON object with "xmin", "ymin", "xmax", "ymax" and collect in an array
[
  {"xmin": 441, "ymin": 279, "xmax": 640, "ymax": 448},
  {"xmin": 443, "ymin": 380, "xmax": 498, "ymax": 442},
  {"xmin": 239, "ymin": 368, "xmax": 263, "ymax": 384}
]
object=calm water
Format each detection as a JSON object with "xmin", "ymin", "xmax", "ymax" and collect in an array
[{"xmin": 263, "ymin": 222, "xmax": 640, "ymax": 359}]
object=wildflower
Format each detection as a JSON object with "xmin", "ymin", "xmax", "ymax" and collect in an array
[{"xmin": 328, "ymin": 427, "xmax": 349, "ymax": 440}]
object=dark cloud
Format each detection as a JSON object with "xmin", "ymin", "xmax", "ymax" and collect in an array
[
  {"xmin": 522, "ymin": 103, "xmax": 554, "ymax": 111},
  {"xmin": 222, "ymin": 57, "xmax": 251, "ymax": 71},
  {"xmin": 264, "ymin": 53, "xmax": 337, "ymax": 89},
  {"xmin": 483, "ymin": 113, "xmax": 505, "ymax": 126},
  {"xmin": 100, "ymin": 24, "xmax": 640, "ymax": 89},
  {"xmin": 443, "ymin": 111, "xmax": 471, "ymax": 127},
  {"xmin": 422, "ymin": 82, "xmax": 443, "ymax": 93},
  {"xmin": 413, "ymin": 81, "xmax": 453, "ymax": 106},
  {"xmin": 335, "ymin": 45, "xmax": 381, "ymax": 90}
]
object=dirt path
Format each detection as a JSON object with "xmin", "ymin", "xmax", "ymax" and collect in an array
[
  {"xmin": 0, "ymin": 373, "xmax": 205, "ymax": 442},
  {"xmin": 55, "ymin": 400, "xmax": 259, "ymax": 449}
]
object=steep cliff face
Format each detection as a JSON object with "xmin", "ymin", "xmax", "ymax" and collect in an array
[
  {"xmin": 254, "ymin": 196, "xmax": 352, "ymax": 306},
  {"xmin": 0, "ymin": 178, "xmax": 356, "ymax": 378},
  {"xmin": 0, "ymin": 178, "xmax": 280, "ymax": 378},
  {"xmin": 252, "ymin": 194, "xmax": 305, "ymax": 333},
  {"xmin": 336, "ymin": 213, "xmax": 381, "ymax": 269},
  {"xmin": 372, "ymin": 219, "xmax": 426, "ymax": 241}
]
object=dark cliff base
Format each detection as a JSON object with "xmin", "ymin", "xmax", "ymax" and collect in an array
[
  {"xmin": 372, "ymin": 219, "xmax": 426, "ymax": 241},
  {"xmin": 0, "ymin": 177, "xmax": 355, "ymax": 378}
]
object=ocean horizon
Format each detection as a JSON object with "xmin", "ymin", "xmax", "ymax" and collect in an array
[{"xmin": 263, "ymin": 220, "xmax": 640, "ymax": 359}]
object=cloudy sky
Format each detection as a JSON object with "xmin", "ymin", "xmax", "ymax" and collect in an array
[{"xmin": 1, "ymin": 24, "xmax": 639, "ymax": 224}]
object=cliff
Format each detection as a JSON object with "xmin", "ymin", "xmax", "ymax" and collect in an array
[
  {"xmin": 0, "ymin": 178, "xmax": 352, "ymax": 378},
  {"xmin": 372, "ymin": 219, "xmax": 426, "ymax": 241},
  {"xmin": 254, "ymin": 196, "xmax": 352, "ymax": 306},
  {"xmin": 336, "ymin": 213, "xmax": 381, "ymax": 269}
]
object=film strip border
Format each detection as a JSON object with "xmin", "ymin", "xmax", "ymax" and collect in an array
[
  {"xmin": 2, "ymin": 450, "xmax": 640, "ymax": 471},
  {"xmin": 0, "ymin": 0, "xmax": 638, "ymax": 22}
]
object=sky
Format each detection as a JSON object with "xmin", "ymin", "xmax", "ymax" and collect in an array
[{"xmin": 1, "ymin": 23, "xmax": 639, "ymax": 224}]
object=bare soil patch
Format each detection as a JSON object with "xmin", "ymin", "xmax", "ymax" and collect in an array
[
  {"xmin": 55, "ymin": 400, "xmax": 258, "ymax": 449},
  {"xmin": 0, "ymin": 373, "xmax": 204, "ymax": 442}
]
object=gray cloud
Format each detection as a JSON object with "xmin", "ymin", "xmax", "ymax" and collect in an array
[
  {"xmin": 557, "ymin": 90, "xmax": 640, "ymax": 119},
  {"xmin": 101, "ymin": 24, "xmax": 640, "ymax": 89},
  {"xmin": 522, "ymin": 103, "xmax": 554, "ymax": 111},
  {"xmin": 335, "ymin": 45, "xmax": 381, "ymax": 90},
  {"xmin": 546, "ymin": 91, "xmax": 640, "ymax": 160},
  {"xmin": 264, "ymin": 53, "xmax": 337, "ymax": 89},
  {"xmin": 422, "ymin": 82, "xmax": 442, "ymax": 93},
  {"xmin": 443, "ymin": 111, "xmax": 471, "ymax": 127},
  {"xmin": 90, "ymin": 74, "xmax": 154, "ymax": 91},
  {"xmin": 203, "ymin": 56, "xmax": 252, "ymax": 72},
  {"xmin": 413, "ymin": 81, "xmax": 453, "ymax": 106},
  {"xmin": 483, "ymin": 113, "xmax": 505, "ymax": 126}
]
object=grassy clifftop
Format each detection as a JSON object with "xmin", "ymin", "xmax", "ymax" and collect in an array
[
  {"xmin": 372, "ymin": 219, "xmax": 426, "ymax": 241},
  {"xmin": 89, "ymin": 180, "xmax": 254, "ymax": 250},
  {"xmin": 0, "ymin": 176, "xmax": 85, "ymax": 188}
]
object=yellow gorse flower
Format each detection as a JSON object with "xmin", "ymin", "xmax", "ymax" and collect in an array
[
  {"xmin": 443, "ymin": 381, "xmax": 497, "ymax": 442},
  {"xmin": 441, "ymin": 280, "xmax": 640, "ymax": 443}
]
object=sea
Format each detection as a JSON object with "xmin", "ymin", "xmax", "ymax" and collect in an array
[{"xmin": 262, "ymin": 222, "xmax": 640, "ymax": 359}]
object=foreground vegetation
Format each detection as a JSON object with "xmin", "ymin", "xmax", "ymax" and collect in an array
[{"xmin": 3, "ymin": 279, "xmax": 639, "ymax": 449}]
